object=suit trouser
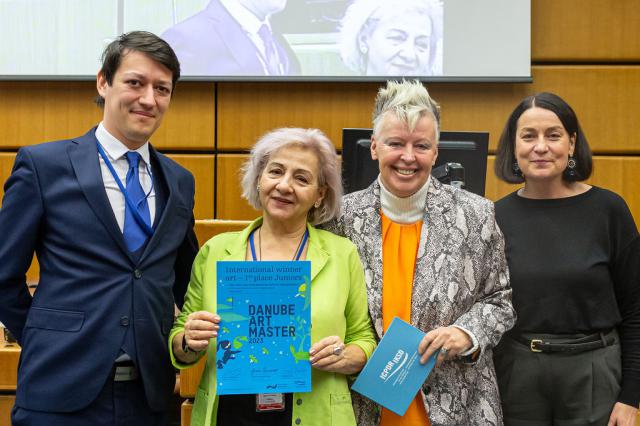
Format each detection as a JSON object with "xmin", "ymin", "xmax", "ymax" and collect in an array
[
  {"xmin": 11, "ymin": 373, "xmax": 167, "ymax": 426},
  {"xmin": 493, "ymin": 331, "xmax": 621, "ymax": 426}
]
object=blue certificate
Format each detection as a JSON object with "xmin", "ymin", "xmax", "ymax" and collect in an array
[
  {"xmin": 351, "ymin": 317, "xmax": 438, "ymax": 416},
  {"xmin": 216, "ymin": 260, "xmax": 312, "ymax": 395}
]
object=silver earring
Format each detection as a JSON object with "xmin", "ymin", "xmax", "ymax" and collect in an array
[
  {"xmin": 359, "ymin": 44, "xmax": 368, "ymax": 54},
  {"xmin": 256, "ymin": 184, "xmax": 261, "ymax": 193},
  {"xmin": 314, "ymin": 200, "xmax": 321, "ymax": 208},
  {"xmin": 565, "ymin": 155, "xmax": 577, "ymax": 178}
]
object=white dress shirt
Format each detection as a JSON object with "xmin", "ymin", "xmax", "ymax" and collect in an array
[
  {"xmin": 95, "ymin": 123, "xmax": 156, "ymax": 232},
  {"xmin": 220, "ymin": 0, "xmax": 279, "ymax": 74}
]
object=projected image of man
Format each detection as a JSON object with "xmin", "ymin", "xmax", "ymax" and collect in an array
[
  {"xmin": 162, "ymin": 0, "xmax": 300, "ymax": 76},
  {"xmin": 340, "ymin": 0, "xmax": 443, "ymax": 77}
]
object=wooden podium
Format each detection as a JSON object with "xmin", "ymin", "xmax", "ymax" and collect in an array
[{"xmin": 0, "ymin": 340, "xmax": 20, "ymax": 425}]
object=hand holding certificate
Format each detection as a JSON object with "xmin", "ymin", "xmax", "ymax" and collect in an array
[
  {"xmin": 216, "ymin": 260, "xmax": 312, "ymax": 395},
  {"xmin": 351, "ymin": 317, "xmax": 439, "ymax": 416}
]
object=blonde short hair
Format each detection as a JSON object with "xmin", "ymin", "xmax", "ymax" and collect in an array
[{"xmin": 372, "ymin": 80, "xmax": 441, "ymax": 140}]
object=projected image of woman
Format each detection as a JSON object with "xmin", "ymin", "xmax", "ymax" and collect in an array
[{"xmin": 339, "ymin": 0, "xmax": 443, "ymax": 77}]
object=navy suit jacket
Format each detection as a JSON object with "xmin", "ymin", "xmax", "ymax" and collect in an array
[
  {"xmin": 0, "ymin": 128, "xmax": 199, "ymax": 412},
  {"xmin": 162, "ymin": 0, "xmax": 300, "ymax": 76}
]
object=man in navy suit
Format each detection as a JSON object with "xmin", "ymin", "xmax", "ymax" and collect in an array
[
  {"xmin": 0, "ymin": 31, "xmax": 199, "ymax": 425},
  {"xmin": 162, "ymin": 0, "xmax": 300, "ymax": 76}
]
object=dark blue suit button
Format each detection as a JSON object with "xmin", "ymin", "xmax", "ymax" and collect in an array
[
  {"xmin": 134, "ymin": 269, "xmax": 142, "ymax": 279},
  {"xmin": 120, "ymin": 316, "xmax": 130, "ymax": 326}
]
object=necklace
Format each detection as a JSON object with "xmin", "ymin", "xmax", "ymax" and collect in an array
[{"xmin": 257, "ymin": 227, "xmax": 307, "ymax": 261}]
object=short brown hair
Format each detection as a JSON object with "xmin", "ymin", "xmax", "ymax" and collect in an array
[{"xmin": 95, "ymin": 31, "xmax": 180, "ymax": 107}]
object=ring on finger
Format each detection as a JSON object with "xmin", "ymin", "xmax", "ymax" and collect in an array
[
  {"xmin": 333, "ymin": 344, "xmax": 344, "ymax": 356},
  {"xmin": 440, "ymin": 347, "xmax": 450, "ymax": 357}
]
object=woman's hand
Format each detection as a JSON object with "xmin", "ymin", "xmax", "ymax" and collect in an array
[
  {"xmin": 172, "ymin": 311, "xmax": 220, "ymax": 363},
  {"xmin": 607, "ymin": 402, "xmax": 638, "ymax": 426},
  {"xmin": 309, "ymin": 335, "xmax": 366, "ymax": 376},
  {"xmin": 183, "ymin": 311, "xmax": 220, "ymax": 352},
  {"xmin": 418, "ymin": 326, "xmax": 472, "ymax": 367}
]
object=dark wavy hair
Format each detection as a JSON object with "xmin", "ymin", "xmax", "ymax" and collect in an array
[
  {"xmin": 95, "ymin": 31, "xmax": 180, "ymax": 107},
  {"xmin": 494, "ymin": 92, "xmax": 592, "ymax": 183}
]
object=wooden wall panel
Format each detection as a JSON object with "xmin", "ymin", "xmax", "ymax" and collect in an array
[
  {"xmin": 3, "ymin": 153, "xmax": 215, "ymax": 281},
  {"xmin": 532, "ymin": 0, "xmax": 640, "ymax": 62},
  {"xmin": 2, "ymin": 153, "xmax": 214, "ymax": 219},
  {"xmin": 217, "ymin": 67, "xmax": 640, "ymax": 155},
  {"xmin": 515, "ymin": 67, "xmax": 640, "ymax": 154},
  {"xmin": 165, "ymin": 154, "xmax": 215, "ymax": 219},
  {"xmin": 0, "ymin": 153, "xmax": 15, "ymax": 202},
  {"xmin": 181, "ymin": 399, "xmax": 193, "ymax": 426},
  {"xmin": 437, "ymin": 66, "xmax": 640, "ymax": 154},
  {"xmin": 1, "ymin": 153, "xmax": 40, "ymax": 284},
  {"xmin": 217, "ymin": 154, "xmax": 640, "ymax": 225},
  {"xmin": 216, "ymin": 154, "xmax": 260, "ymax": 220},
  {"xmin": 154, "ymin": 82, "xmax": 215, "ymax": 150},
  {"xmin": 216, "ymin": 82, "xmax": 379, "ymax": 151},
  {"xmin": 587, "ymin": 157, "xmax": 640, "ymax": 225},
  {"xmin": 0, "ymin": 346, "xmax": 19, "ymax": 391},
  {"xmin": 9, "ymin": 220, "xmax": 251, "ymax": 287},
  {"xmin": 485, "ymin": 156, "xmax": 640, "ymax": 225},
  {"xmin": 483, "ymin": 156, "xmax": 521, "ymax": 202},
  {"xmin": 179, "ymin": 357, "xmax": 205, "ymax": 398},
  {"xmin": 194, "ymin": 220, "xmax": 251, "ymax": 246},
  {"xmin": 0, "ymin": 82, "xmax": 100, "ymax": 148},
  {"xmin": 0, "ymin": 81, "xmax": 215, "ymax": 150},
  {"xmin": 0, "ymin": 394, "xmax": 15, "ymax": 426}
]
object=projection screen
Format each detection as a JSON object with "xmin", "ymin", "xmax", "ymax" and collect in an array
[{"xmin": 0, "ymin": 0, "xmax": 530, "ymax": 82}]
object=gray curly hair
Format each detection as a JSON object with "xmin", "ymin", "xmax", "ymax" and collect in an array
[{"xmin": 241, "ymin": 128, "xmax": 343, "ymax": 225}]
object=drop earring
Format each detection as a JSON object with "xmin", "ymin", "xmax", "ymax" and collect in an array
[
  {"xmin": 565, "ymin": 155, "xmax": 577, "ymax": 178},
  {"xmin": 512, "ymin": 162, "xmax": 523, "ymax": 177}
]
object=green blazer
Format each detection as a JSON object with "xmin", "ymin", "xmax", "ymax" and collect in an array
[{"xmin": 169, "ymin": 218, "xmax": 376, "ymax": 425}]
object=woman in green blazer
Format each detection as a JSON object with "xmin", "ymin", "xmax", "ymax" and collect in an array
[{"xmin": 169, "ymin": 128, "xmax": 376, "ymax": 426}]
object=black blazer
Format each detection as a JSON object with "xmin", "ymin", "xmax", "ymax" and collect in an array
[{"xmin": 0, "ymin": 128, "xmax": 198, "ymax": 412}]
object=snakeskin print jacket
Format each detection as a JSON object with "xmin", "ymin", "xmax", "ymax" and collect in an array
[{"xmin": 323, "ymin": 178, "xmax": 515, "ymax": 426}]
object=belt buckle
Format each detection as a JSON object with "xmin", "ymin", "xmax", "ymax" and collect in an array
[
  {"xmin": 530, "ymin": 339, "xmax": 543, "ymax": 353},
  {"xmin": 114, "ymin": 365, "xmax": 139, "ymax": 382}
]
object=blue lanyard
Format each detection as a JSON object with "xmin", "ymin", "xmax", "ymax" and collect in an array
[
  {"xmin": 248, "ymin": 228, "xmax": 309, "ymax": 261},
  {"xmin": 96, "ymin": 142, "xmax": 155, "ymax": 237}
]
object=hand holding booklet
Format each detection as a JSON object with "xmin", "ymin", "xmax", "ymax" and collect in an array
[{"xmin": 351, "ymin": 317, "xmax": 438, "ymax": 416}]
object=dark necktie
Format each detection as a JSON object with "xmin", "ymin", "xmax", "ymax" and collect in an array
[
  {"xmin": 123, "ymin": 152, "xmax": 151, "ymax": 252},
  {"xmin": 257, "ymin": 24, "xmax": 281, "ymax": 75}
]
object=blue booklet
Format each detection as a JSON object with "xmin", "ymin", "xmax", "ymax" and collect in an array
[
  {"xmin": 351, "ymin": 317, "xmax": 438, "ymax": 416},
  {"xmin": 216, "ymin": 260, "xmax": 312, "ymax": 395}
]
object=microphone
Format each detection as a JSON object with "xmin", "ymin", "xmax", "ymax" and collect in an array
[{"xmin": 432, "ymin": 162, "xmax": 465, "ymax": 190}]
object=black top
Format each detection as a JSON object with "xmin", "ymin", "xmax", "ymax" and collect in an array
[{"xmin": 495, "ymin": 187, "xmax": 640, "ymax": 406}]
